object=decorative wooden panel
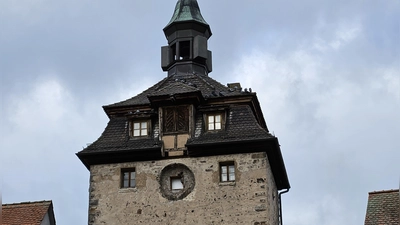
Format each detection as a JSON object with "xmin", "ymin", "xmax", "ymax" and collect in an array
[
  {"xmin": 176, "ymin": 106, "xmax": 189, "ymax": 132},
  {"xmin": 163, "ymin": 108, "xmax": 175, "ymax": 133},
  {"xmin": 163, "ymin": 106, "xmax": 189, "ymax": 134}
]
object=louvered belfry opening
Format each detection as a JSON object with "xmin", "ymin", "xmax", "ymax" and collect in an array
[
  {"xmin": 163, "ymin": 106, "xmax": 189, "ymax": 133},
  {"xmin": 161, "ymin": 105, "xmax": 191, "ymax": 156}
]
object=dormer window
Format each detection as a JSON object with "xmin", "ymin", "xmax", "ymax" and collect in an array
[
  {"xmin": 206, "ymin": 113, "xmax": 224, "ymax": 131},
  {"xmin": 130, "ymin": 120, "xmax": 150, "ymax": 137}
]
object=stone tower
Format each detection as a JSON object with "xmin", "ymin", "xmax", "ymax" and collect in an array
[{"xmin": 77, "ymin": 1, "xmax": 290, "ymax": 224}]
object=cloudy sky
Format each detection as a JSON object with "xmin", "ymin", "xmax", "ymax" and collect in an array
[{"xmin": 1, "ymin": 0, "xmax": 399, "ymax": 224}]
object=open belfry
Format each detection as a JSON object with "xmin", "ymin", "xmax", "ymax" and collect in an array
[{"xmin": 76, "ymin": 0, "xmax": 290, "ymax": 224}]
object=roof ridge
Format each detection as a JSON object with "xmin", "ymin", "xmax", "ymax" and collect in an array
[
  {"xmin": 368, "ymin": 189, "xmax": 399, "ymax": 194},
  {"xmin": 196, "ymin": 74, "xmax": 215, "ymax": 90},
  {"xmin": 154, "ymin": 76, "xmax": 170, "ymax": 91},
  {"xmin": 2, "ymin": 200, "xmax": 52, "ymax": 207}
]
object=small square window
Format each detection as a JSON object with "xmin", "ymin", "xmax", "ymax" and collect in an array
[
  {"xmin": 121, "ymin": 168, "xmax": 136, "ymax": 188},
  {"xmin": 170, "ymin": 176, "xmax": 183, "ymax": 191},
  {"xmin": 207, "ymin": 114, "xmax": 223, "ymax": 131},
  {"xmin": 220, "ymin": 162, "xmax": 235, "ymax": 182},
  {"xmin": 131, "ymin": 121, "xmax": 149, "ymax": 137}
]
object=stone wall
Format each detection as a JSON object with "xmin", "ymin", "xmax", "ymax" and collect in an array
[{"xmin": 88, "ymin": 152, "xmax": 279, "ymax": 225}]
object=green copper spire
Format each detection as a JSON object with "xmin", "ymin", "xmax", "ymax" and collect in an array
[
  {"xmin": 161, "ymin": 0, "xmax": 213, "ymax": 76},
  {"xmin": 164, "ymin": 0, "xmax": 211, "ymax": 38},
  {"xmin": 165, "ymin": 0, "xmax": 209, "ymax": 27}
]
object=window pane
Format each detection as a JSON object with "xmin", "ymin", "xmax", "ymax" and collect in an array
[
  {"xmin": 229, "ymin": 165, "xmax": 235, "ymax": 181},
  {"xmin": 208, "ymin": 115, "xmax": 214, "ymax": 123},
  {"xmin": 221, "ymin": 174, "xmax": 227, "ymax": 182},
  {"xmin": 123, "ymin": 172, "xmax": 129, "ymax": 180},
  {"xmin": 133, "ymin": 122, "xmax": 140, "ymax": 129},
  {"xmin": 141, "ymin": 122, "xmax": 147, "ymax": 129},
  {"xmin": 130, "ymin": 179, "xmax": 136, "ymax": 187},
  {"xmin": 215, "ymin": 122, "xmax": 221, "ymax": 130},
  {"xmin": 209, "ymin": 124, "xmax": 214, "ymax": 130},
  {"xmin": 123, "ymin": 172, "xmax": 129, "ymax": 187},
  {"xmin": 171, "ymin": 178, "xmax": 183, "ymax": 190},
  {"xmin": 141, "ymin": 128, "xmax": 147, "ymax": 136},
  {"xmin": 133, "ymin": 130, "xmax": 140, "ymax": 136},
  {"xmin": 215, "ymin": 115, "xmax": 221, "ymax": 122},
  {"xmin": 130, "ymin": 172, "xmax": 136, "ymax": 187},
  {"xmin": 221, "ymin": 166, "xmax": 227, "ymax": 174}
]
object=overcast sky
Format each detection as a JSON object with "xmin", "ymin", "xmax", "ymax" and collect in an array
[{"xmin": 1, "ymin": 0, "xmax": 399, "ymax": 224}]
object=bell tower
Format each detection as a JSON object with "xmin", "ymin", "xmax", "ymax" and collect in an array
[
  {"xmin": 77, "ymin": 1, "xmax": 290, "ymax": 224},
  {"xmin": 161, "ymin": 0, "xmax": 212, "ymax": 76}
]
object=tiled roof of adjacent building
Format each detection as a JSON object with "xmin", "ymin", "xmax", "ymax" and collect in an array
[
  {"xmin": 364, "ymin": 189, "xmax": 399, "ymax": 225},
  {"xmin": 2, "ymin": 200, "xmax": 55, "ymax": 225}
]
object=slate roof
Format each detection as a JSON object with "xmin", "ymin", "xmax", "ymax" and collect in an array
[
  {"xmin": 2, "ymin": 200, "xmax": 55, "ymax": 225},
  {"xmin": 364, "ymin": 189, "xmax": 399, "ymax": 225},
  {"xmin": 81, "ymin": 117, "xmax": 161, "ymax": 154},
  {"xmin": 104, "ymin": 74, "xmax": 248, "ymax": 109},
  {"xmin": 78, "ymin": 73, "xmax": 270, "ymax": 159},
  {"xmin": 187, "ymin": 105, "xmax": 273, "ymax": 146},
  {"xmin": 80, "ymin": 105, "xmax": 271, "ymax": 155}
]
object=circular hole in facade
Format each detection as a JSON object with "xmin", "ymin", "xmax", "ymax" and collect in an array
[{"xmin": 159, "ymin": 163, "xmax": 195, "ymax": 200}]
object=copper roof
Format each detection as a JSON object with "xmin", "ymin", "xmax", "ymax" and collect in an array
[
  {"xmin": 2, "ymin": 200, "xmax": 55, "ymax": 225},
  {"xmin": 165, "ymin": 0, "xmax": 209, "ymax": 28},
  {"xmin": 364, "ymin": 189, "xmax": 399, "ymax": 225}
]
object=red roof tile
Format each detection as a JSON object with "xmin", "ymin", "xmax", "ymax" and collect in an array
[
  {"xmin": 2, "ymin": 200, "xmax": 54, "ymax": 225},
  {"xmin": 364, "ymin": 189, "xmax": 399, "ymax": 225}
]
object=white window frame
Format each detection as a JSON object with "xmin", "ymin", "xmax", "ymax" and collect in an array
[
  {"xmin": 207, "ymin": 113, "xmax": 223, "ymax": 131},
  {"xmin": 131, "ymin": 120, "xmax": 149, "ymax": 137}
]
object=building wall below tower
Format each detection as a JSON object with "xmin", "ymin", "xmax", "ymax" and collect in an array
[{"xmin": 88, "ymin": 152, "xmax": 279, "ymax": 225}]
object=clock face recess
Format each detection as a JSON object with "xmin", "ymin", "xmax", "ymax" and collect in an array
[{"xmin": 159, "ymin": 163, "xmax": 195, "ymax": 200}]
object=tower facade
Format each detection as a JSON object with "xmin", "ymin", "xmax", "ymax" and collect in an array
[{"xmin": 77, "ymin": 1, "xmax": 290, "ymax": 224}]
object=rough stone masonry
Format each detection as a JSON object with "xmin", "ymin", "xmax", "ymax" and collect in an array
[{"xmin": 88, "ymin": 152, "xmax": 279, "ymax": 225}]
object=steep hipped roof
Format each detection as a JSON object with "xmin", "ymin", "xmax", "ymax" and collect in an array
[
  {"xmin": 79, "ymin": 105, "xmax": 270, "ymax": 156},
  {"xmin": 103, "ymin": 74, "xmax": 250, "ymax": 109},
  {"xmin": 2, "ymin": 200, "xmax": 56, "ymax": 225},
  {"xmin": 364, "ymin": 189, "xmax": 399, "ymax": 225}
]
